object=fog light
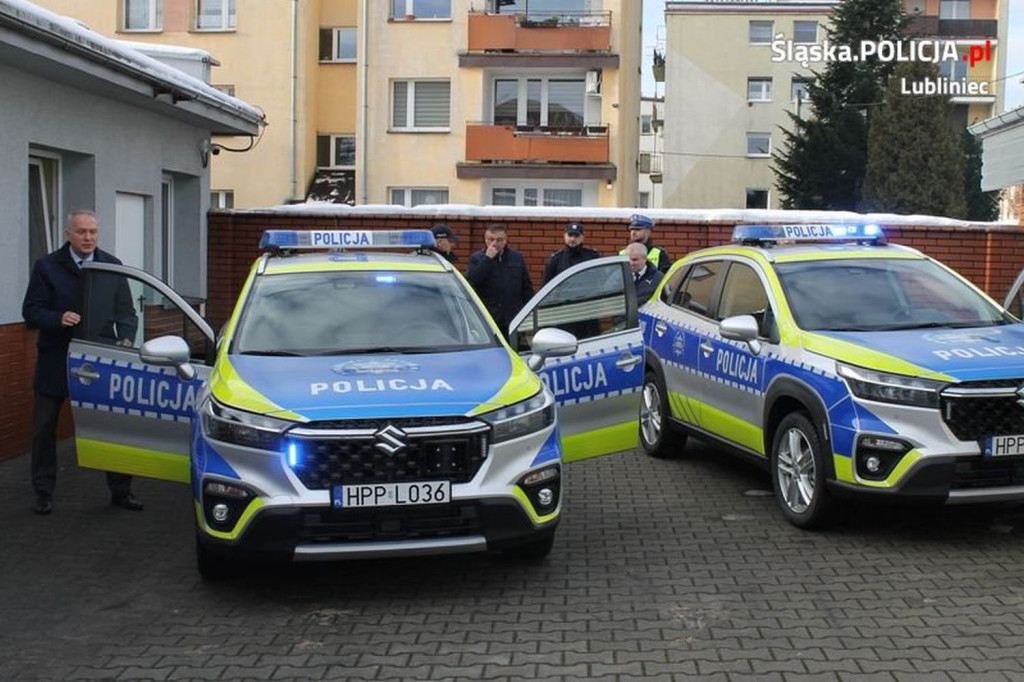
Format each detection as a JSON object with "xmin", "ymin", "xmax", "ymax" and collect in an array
[
  {"xmin": 864, "ymin": 456, "xmax": 882, "ymax": 474},
  {"xmin": 212, "ymin": 503, "xmax": 230, "ymax": 522},
  {"xmin": 538, "ymin": 488, "xmax": 554, "ymax": 506}
]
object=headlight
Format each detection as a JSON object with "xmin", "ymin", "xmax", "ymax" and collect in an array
[
  {"xmin": 481, "ymin": 390, "xmax": 555, "ymax": 443},
  {"xmin": 200, "ymin": 397, "xmax": 294, "ymax": 450},
  {"xmin": 836, "ymin": 363, "xmax": 943, "ymax": 409}
]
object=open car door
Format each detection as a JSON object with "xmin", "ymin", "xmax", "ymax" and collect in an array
[
  {"xmin": 510, "ymin": 256, "xmax": 643, "ymax": 462},
  {"xmin": 67, "ymin": 262, "xmax": 215, "ymax": 483}
]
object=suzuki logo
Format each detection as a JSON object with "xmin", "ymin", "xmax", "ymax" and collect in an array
[
  {"xmin": 1017, "ymin": 385, "xmax": 1024, "ymax": 409},
  {"xmin": 373, "ymin": 424, "xmax": 408, "ymax": 456}
]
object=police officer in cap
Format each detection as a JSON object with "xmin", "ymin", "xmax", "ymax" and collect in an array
[
  {"xmin": 542, "ymin": 221, "xmax": 601, "ymax": 285},
  {"xmin": 430, "ymin": 223, "xmax": 458, "ymax": 264},
  {"xmin": 620, "ymin": 213, "xmax": 671, "ymax": 273}
]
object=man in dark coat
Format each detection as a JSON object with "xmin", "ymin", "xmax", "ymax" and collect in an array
[
  {"xmin": 22, "ymin": 210, "xmax": 142, "ymax": 515},
  {"xmin": 466, "ymin": 224, "xmax": 534, "ymax": 338},
  {"xmin": 626, "ymin": 242, "xmax": 665, "ymax": 303},
  {"xmin": 430, "ymin": 223, "xmax": 459, "ymax": 264},
  {"xmin": 542, "ymin": 222, "xmax": 601, "ymax": 285}
]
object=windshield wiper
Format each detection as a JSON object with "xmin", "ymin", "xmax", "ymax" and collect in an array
[
  {"xmin": 873, "ymin": 320, "xmax": 998, "ymax": 331},
  {"xmin": 310, "ymin": 347, "xmax": 417, "ymax": 355},
  {"xmin": 238, "ymin": 349, "xmax": 306, "ymax": 356}
]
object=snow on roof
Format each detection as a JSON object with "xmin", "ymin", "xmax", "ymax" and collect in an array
[
  {"xmin": 115, "ymin": 38, "xmax": 220, "ymax": 65},
  {"xmin": 229, "ymin": 203, "xmax": 1017, "ymax": 229},
  {"xmin": 0, "ymin": 0, "xmax": 263, "ymax": 125}
]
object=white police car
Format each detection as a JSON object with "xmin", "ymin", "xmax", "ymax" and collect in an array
[
  {"xmin": 67, "ymin": 230, "xmax": 644, "ymax": 577},
  {"xmin": 640, "ymin": 224, "xmax": 1024, "ymax": 528}
]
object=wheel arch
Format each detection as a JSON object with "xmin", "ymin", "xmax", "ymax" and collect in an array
[{"xmin": 764, "ymin": 376, "xmax": 834, "ymax": 478}]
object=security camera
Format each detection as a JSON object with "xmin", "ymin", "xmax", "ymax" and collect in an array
[{"xmin": 200, "ymin": 140, "xmax": 221, "ymax": 155}]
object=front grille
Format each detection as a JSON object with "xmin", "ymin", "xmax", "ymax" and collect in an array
[
  {"xmin": 298, "ymin": 502, "xmax": 482, "ymax": 543},
  {"xmin": 951, "ymin": 458, "xmax": 1024, "ymax": 489},
  {"xmin": 305, "ymin": 416, "xmax": 475, "ymax": 430},
  {"xmin": 941, "ymin": 380, "xmax": 1024, "ymax": 441},
  {"xmin": 292, "ymin": 431, "xmax": 488, "ymax": 490}
]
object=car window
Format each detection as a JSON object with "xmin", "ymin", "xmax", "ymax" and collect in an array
[
  {"xmin": 513, "ymin": 261, "xmax": 628, "ymax": 349},
  {"xmin": 660, "ymin": 265, "xmax": 689, "ymax": 304},
  {"xmin": 775, "ymin": 258, "xmax": 1008, "ymax": 331},
  {"xmin": 672, "ymin": 260, "xmax": 722, "ymax": 318},
  {"xmin": 232, "ymin": 270, "xmax": 497, "ymax": 354},
  {"xmin": 718, "ymin": 262, "xmax": 773, "ymax": 336}
]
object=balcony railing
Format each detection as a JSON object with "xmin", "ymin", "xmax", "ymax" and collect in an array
[
  {"xmin": 467, "ymin": 11, "xmax": 612, "ymax": 52},
  {"xmin": 905, "ymin": 15, "xmax": 997, "ymax": 38},
  {"xmin": 465, "ymin": 123, "xmax": 610, "ymax": 163}
]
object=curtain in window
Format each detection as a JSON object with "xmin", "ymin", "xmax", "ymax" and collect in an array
[
  {"xmin": 543, "ymin": 189, "xmax": 582, "ymax": 207},
  {"xmin": 393, "ymin": 82, "xmax": 408, "ymax": 127},
  {"xmin": 413, "ymin": 81, "xmax": 451, "ymax": 127}
]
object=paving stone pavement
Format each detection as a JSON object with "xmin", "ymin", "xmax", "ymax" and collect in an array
[{"xmin": 3, "ymin": 438, "xmax": 1024, "ymax": 681}]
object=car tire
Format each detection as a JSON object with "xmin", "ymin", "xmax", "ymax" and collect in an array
[
  {"xmin": 770, "ymin": 412, "xmax": 834, "ymax": 529},
  {"xmin": 502, "ymin": 531, "xmax": 555, "ymax": 562},
  {"xmin": 639, "ymin": 370, "xmax": 686, "ymax": 458},
  {"xmin": 195, "ymin": 535, "xmax": 233, "ymax": 581}
]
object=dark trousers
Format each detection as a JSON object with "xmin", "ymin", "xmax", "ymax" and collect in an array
[{"xmin": 32, "ymin": 392, "xmax": 132, "ymax": 499}]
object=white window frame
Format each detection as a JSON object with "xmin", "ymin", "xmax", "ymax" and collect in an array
[
  {"xmin": 746, "ymin": 132, "xmax": 771, "ymax": 157},
  {"xmin": 641, "ymin": 114, "xmax": 653, "ymax": 135},
  {"xmin": 793, "ymin": 20, "xmax": 817, "ymax": 43},
  {"xmin": 487, "ymin": 182, "xmax": 586, "ymax": 207},
  {"xmin": 389, "ymin": 187, "xmax": 450, "ymax": 207},
  {"xmin": 391, "ymin": 80, "xmax": 452, "ymax": 132},
  {"xmin": 391, "ymin": 0, "xmax": 452, "ymax": 20},
  {"xmin": 123, "ymin": 0, "xmax": 162, "ymax": 31},
  {"xmin": 939, "ymin": 0, "xmax": 970, "ymax": 19},
  {"xmin": 491, "ymin": 76, "xmax": 588, "ymax": 128},
  {"xmin": 320, "ymin": 27, "xmax": 357, "ymax": 63},
  {"xmin": 322, "ymin": 134, "xmax": 356, "ymax": 169},
  {"xmin": 747, "ymin": 78, "xmax": 772, "ymax": 102},
  {"xmin": 156, "ymin": 175, "xmax": 173, "ymax": 285},
  {"xmin": 749, "ymin": 20, "xmax": 773, "ymax": 44},
  {"xmin": 195, "ymin": 0, "xmax": 235, "ymax": 31},
  {"xmin": 210, "ymin": 190, "xmax": 234, "ymax": 209},
  {"xmin": 28, "ymin": 152, "xmax": 62, "ymax": 264},
  {"xmin": 939, "ymin": 58, "xmax": 969, "ymax": 82},
  {"xmin": 791, "ymin": 77, "xmax": 813, "ymax": 102}
]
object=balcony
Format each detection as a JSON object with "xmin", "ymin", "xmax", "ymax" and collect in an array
[
  {"xmin": 461, "ymin": 11, "xmax": 618, "ymax": 69},
  {"xmin": 459, "ymin": 123, "xmax": 614, "ymax": 180},
  {"xmin": 904, "ymin": 16, "xmax": 998, "ymax": 38}
]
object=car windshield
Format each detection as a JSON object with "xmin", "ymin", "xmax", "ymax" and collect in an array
[
  {"xmin": 774, "ymin": 258, "xmax": 1009, "ymax": 332},
  {"xmin": 231, "ymin": 270, "xmax": 498, "ymax": 355}
]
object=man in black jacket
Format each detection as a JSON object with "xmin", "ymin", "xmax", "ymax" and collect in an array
[
  {"xmin": 430, "ymin": 223, "xmax": 458, "ymax": 264},
  {"xmin": 542, "ymin": 222, "xmax": 601, "ymax": 285},
  {"xmin": 626, "ymin": 242, "xmax": 664, "ymax": 303},
  {"xmin": 466, "ymin": 224, "xmax": 534, "ymax": 338},
  {"xmin": 22, "ymin": 210, "xmax": 142, "ymax": 515}
]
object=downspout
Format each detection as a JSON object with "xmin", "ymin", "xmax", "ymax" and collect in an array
[
  {"xmin": 290, "ymin": 0, "xmax": 298, "ymax": 200},
  {"xmin": 359, "ymin": 0, "xmax": 369, "ymax": 204}
]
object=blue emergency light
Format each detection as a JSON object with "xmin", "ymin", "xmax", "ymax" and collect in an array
[
  {"xmin": 732, "ymin": 224, "xmax": 885, "ymax": 245},
  {"xmin": 259, "ymin": 229, "xmax": 436, "ymax": 251}
]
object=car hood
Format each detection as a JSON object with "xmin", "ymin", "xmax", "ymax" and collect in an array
[
  {"xmin": 808, "ymin": 324, "xmax": 1024, "ymax": 381},
  {"xmin": 210, "ymin": 347, "xmax": 539, "ymax": 420}
]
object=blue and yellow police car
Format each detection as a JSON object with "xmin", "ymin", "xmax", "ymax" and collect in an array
[
  {"xmin": 640, "ymin": 224, "xmax": 1024, "ymax": 528},
  {"xmin": 67, "ymin": 230, "xmax": 645, "ymax": 577}
]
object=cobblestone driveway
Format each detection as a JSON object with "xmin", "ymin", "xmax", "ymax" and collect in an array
[{"xmin": 3, "ymin": 439, "xmax": 1024, "ymax": 681}]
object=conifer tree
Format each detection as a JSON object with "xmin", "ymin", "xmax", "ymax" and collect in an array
[{"xmin": 962, "ymin": 129, "xmax": 1000, "ymax": 221}]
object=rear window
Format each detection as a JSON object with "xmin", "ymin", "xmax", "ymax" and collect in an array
[{"xmin": 232, "ymin": 270, "xmax": 497, "ymax": 355}]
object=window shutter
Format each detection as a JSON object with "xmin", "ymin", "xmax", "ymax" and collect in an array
[
  {"xmin": 413, "ymin": 81, "xmax": 450, "ymax": 127},
  {"xmin": 393, "ymin": 82, "xmax": 409, "ymax": 127}
]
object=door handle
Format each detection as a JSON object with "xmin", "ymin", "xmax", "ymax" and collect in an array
[
  {"xmin": 699, "ymin": 341, "xmax": 714, "ymax": 358},
  {"xmin": 654, "ymin": 321, "xmax": 667, "ymax": 337},
  {"xmin": 71, "ymin": 364, "xmax": 101, "ymax": 383},
  {"xmin": 615, "ymin": 354, "xmax": 642, "ymax": 370}
]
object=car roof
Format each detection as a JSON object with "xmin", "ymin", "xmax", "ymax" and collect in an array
[
  {"xmin": 259, "ymin": 250, "xmax": 451, "ymax": 275},
  {"xmin": 685, "ymin": 242, "xmax": 928, "ymax": 265}
]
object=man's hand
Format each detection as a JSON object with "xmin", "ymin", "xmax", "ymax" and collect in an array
[
  {"xmin": 61, "ymin": 311, "xmax": 80, "ymax": 327},
  {"xmin": 116, "ymin": 338, "xmax": 133, "ymax": 348},
  {"xmin": 485, "ymin": 244, "xmax": 502, "ymax": 259}
]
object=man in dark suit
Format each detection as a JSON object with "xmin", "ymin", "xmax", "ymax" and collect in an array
[
  {"xmin": 22, "ymin": 210, "xmax": 143, "ymax": 515},
  {"xmin": 626, "ymin": 242, "xmax": 664, "ymax": 303},
  {"xmin": 466, "ymin": 224, "xmax": 534, "ymax": 338},
  {"xmin": 542, "ymin": 222, "xmax": 601, "ymax": 285}
]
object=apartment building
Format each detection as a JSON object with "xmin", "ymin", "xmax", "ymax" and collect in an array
[
  {"xmin": 661, "ymin": 0, "xmax": 837, "ymax": 210},
  {"xmin": 35, "ymin": 0, "xmax": 640, "ymax": 209},
  {"xmin": 638, "ymin": 96, "xmax": 664, "ymax": 208}
]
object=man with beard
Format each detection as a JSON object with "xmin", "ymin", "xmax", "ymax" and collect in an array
[{"xmin": 542, "ymin": 222, "xmax": 601, "ymax": 285}]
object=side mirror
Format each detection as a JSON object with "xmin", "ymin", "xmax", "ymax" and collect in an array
[
  {"xmin": 139, "ymin": 335, "xmax": 197, "ymax": 381},
  {"xmin": 526, "ymin": 328, "xmax": 579, "ymax": 371},
  {"xmin": 719, "ymin": 314, "xmax": 762, "ymax": 354}
]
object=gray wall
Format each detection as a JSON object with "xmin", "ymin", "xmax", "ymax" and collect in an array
[{"xmin": 0, "ymin": 62, "xmax": 211, "ymax": 324}]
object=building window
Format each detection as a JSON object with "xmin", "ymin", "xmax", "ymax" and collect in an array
[
  {"xmin": 389, "ymin": 188, "xmax": 449, "ymax": 206},
  {"xmin": 493, "ymin": 77, "xmax": 585, "ymax": 128},
  {"xmin": 639, "ymin": 153, "xmax": 652, "ymax": 173},
  {"xmin": 747, "ymin": 78, "xmax": 772, "ymax": 102},
  {"xmin": 791, "ymin": 77, "xmax": 813, "ymax": 102},
  {"xmin": 28, "ymin": 155, "xmax": 61, "ymax": 268},
  {"xmin": 638, "ymin": 192, "xmax": 650, "ymax": 209},
  {"xmin": 211, "ymin": 84, "xmax": 235, "ymax": 96},
  {"xmin": 793, "ymin": 20, "xmax": 817, "ymax": 43},
  {"xmin": 749, "ymin": 20, "xmax": 773, "ymax": 44},
  {"xmin": 939, "ymin": 58, "xmax": 968, "ymax": 82},
  {"xmin": 210, "ymin": 190, "xmax": 234, "ymax": 209},
  {"xmin": 391, "ymin": 0, "xmax": 451, "ymax": 20},
  {"xmin": 490, "ymin": 186, "xmax": 583, "ymax": 207},
  {"xmin": 319, "ymin": 28, "xmax": 357, "ymax": 62},
  {"xmin": 124, "ymin": 0, "xmax": 162, "ymax": 31},
  {"xmin": 746, "ymin": 189, "xmax": 769, "ymax": 208},
  {"xmin": 746, "ymin": 132, "xmax": 771, "ymax": 157},
  {"xmin": 316, "ymin": 135, "xmax": 356, "ymax": 168},
  {"xmin": 392, "ymin": 80, "xmax": 451, "ymax": 130},
  {"xmin": 641, "ymin": 114, "xmax": 653, "ymax": 134},
  {"xmin": 939, "ymin": 0, "xmax": 970, "ymax": 19},
  {"xmin": 196, "ymin": 0, "xmax": 235, "ymax": 31}
]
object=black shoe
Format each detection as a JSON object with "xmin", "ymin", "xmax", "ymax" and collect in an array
[
  {"xmin": 33, "ymin": 494, "xmax": 53, "ymax": 516},
  {"xmin": 111, "ymin": 493, "xmax": 144, "ymax": 511}
]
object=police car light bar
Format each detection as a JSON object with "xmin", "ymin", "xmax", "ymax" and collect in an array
[
  {"xmin": 732, "ymin": 224, "xmax": 885, "ymax": 245},
  {"xmin": 259, "ymin": 229, "xmax": 436, "ymax": 251}
]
